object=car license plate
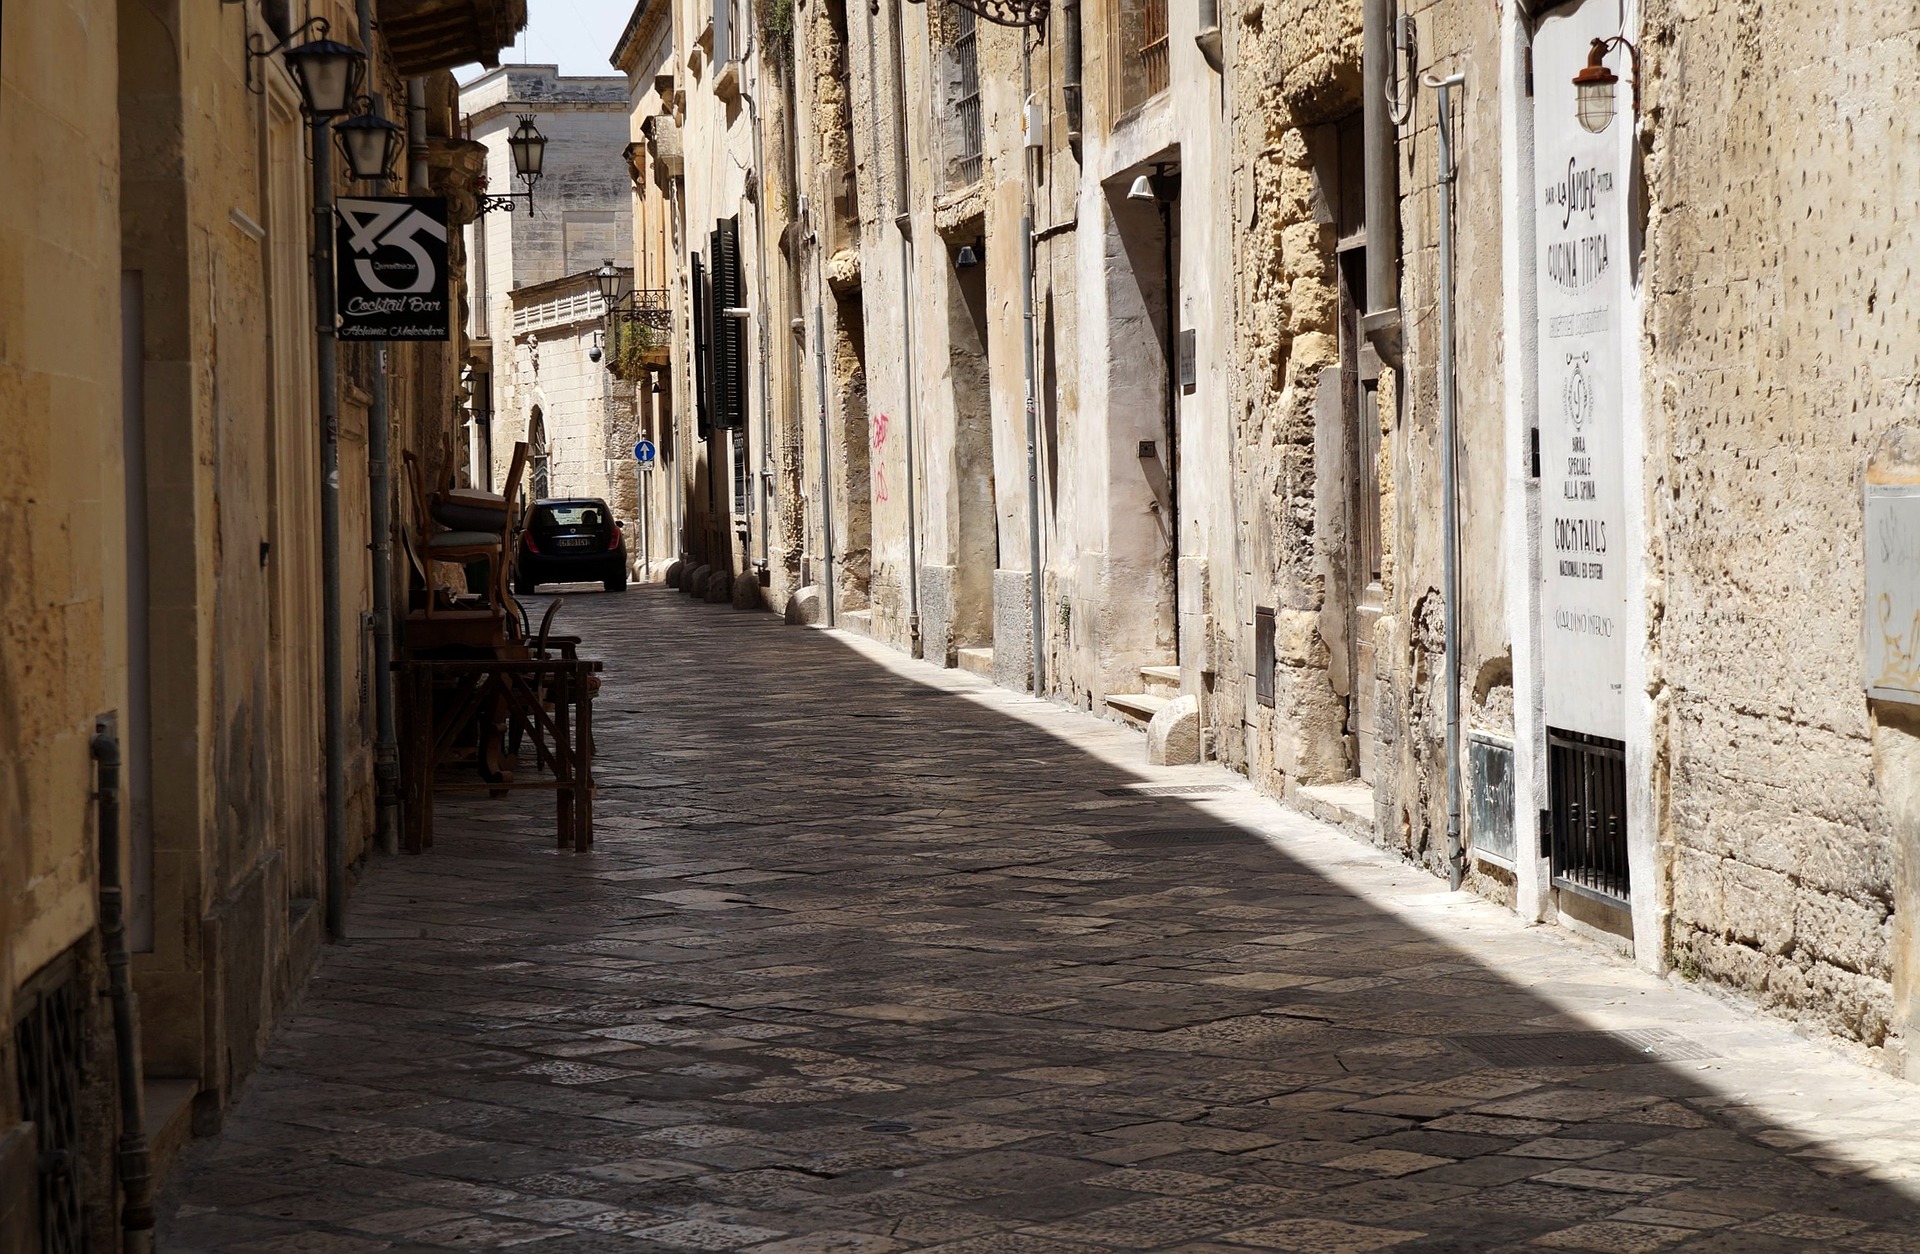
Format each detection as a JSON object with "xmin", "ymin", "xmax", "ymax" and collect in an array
[{"xmin": 557, "ymin": 536, "xmax": 593, "ymax": 548}]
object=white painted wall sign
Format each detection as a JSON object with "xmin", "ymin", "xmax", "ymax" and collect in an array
[
  {"xmin": 1534, "ymin": 0, "xmax": 1630, "ymax": 741},
  {"xmin": 1867, "ymin": 483, "xmax": 1920, "ymax": 705}
]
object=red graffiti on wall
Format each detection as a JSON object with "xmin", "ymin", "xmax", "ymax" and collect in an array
[{"xmin": 871, "ymin": 412, "xmax": 891, "ymax": 503}]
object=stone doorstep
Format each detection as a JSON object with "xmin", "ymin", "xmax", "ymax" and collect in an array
[
  {"xmin": 1140, "ymin": 664, "xmax": 1182, "ymax": 695},
  {"xmin": 838, "ymin": 610, "xmax": 873, "ymax": 638},
  {"xmin": 1295, "ymin": 779, "xmax": 1379, "ymax": 840},
  {"xmin": 1105, "ymin": 692, "xmax": 1171, "ymax": 729},
  {"xmin": 956, "ymin": 647, "xmax": 994, "ymax": 678},
  {"xmin": 145, "ymin": 1077, "xmax": 199, "ymax": 1187}
]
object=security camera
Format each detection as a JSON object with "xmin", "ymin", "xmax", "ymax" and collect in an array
[{"xmin": 589, "ymin": 344, "xmax": 603, "ymax": 363}]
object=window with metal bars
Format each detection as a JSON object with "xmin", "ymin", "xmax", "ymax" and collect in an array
[
  {"xmin": 1139, "ymin": 0, "xmax": 1169, "ymax": 99},
  {"xmin": 1547, "ymin": 728, "xmax": 1630, "ymax": 905},
  {"xmin": 950, "ymin": 6, "xmax": 983, "ymax": 187},
  {"xmin": 731, "ymin": 429, "xmax": 750, "ymax": 518},
  {"xmin": 14, "ymin": 956, "xmax": 89, "ymax": 1254},
  {"xmin": 1116, "ymin": 0, "xmax": 1170, "ymax": 114}
]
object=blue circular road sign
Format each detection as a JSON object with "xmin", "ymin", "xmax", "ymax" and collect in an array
[{"xmin": 634, "ymin": 440, "xmax": 657, "ymax": 464}]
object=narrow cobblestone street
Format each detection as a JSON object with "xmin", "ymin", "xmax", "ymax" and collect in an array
[{"xmin": 161, "ymin": 591, "xmax": 1920, "ymax": 1253}]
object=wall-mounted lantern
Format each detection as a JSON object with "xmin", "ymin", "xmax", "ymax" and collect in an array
[
  {"xmin": 476, "ymin": 115, "xmax": 548, "ymax": 216},
  {"xmin": 1573, "ymin": 36, "xmax": 1640, "ymax": 134}
]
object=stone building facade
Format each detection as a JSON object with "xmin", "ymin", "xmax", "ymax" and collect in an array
[
  {"xmin": 501, "ymin": 269, "xmax": 642, "ymax": 535},
  {"xmin": 460, "ymin": 66, "xmax": 634, "ymax": 507},
  {"xmin": 1, "ymin": 0, "xmax": 520, "ymax": 1243},
  {"xmin": 615, "ymin": 0, "xmax": 683, "ymax": 582},
  {"xmin": 620, "ymin": 0, "xmax": 1920, "ymax": 1072}
]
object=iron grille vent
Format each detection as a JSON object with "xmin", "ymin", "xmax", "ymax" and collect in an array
[{"xmin": 14, "ymin": 958, "xmax": 91, "ymax": 1254}]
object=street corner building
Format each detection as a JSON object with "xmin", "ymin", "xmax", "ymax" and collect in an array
[
  {"xmin": 1, "ymin": 0, "xmax": 526, "ymax": 1244},
  {"xmin": 620, "ymin": 0, "xmax": 1920, "ymax": 1072}
]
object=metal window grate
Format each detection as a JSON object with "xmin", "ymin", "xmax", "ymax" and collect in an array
[
  {"xmin": 1254, "ymin": 607, "xmax": 1276, "ymax": 708},
  {"xmin": 731, "ymin": 428, "xmax": 750, "ymax": 518},
  {"xmin": 1139, "ymin": 0, "xmax": 1169, "ymax": 99},
  {"xmin": 1548, "ymin": 728, "xmax": 1629, "ymax": 905},
  {"xmin": 15, "ymin": 962, "xmax": 90, "ymax": 1254},
  {"xmin": 952, "ymin": 6, "xmax": 983, "ymax": 186}
]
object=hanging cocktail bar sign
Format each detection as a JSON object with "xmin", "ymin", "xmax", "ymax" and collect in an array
[{"xmin": 336, "ymin": 197, "xmax": 451, "ymax": 341}]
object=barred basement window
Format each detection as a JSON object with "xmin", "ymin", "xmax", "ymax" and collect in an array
[
  {"xmin": 951, "ymin": 6, "xmax": 983, "ymax": 187},
  {"xmin": 14, "ymin": 954, "xmax": 89, "ymax": 1254}
]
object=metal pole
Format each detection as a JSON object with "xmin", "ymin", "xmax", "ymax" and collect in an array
[
  {"xmin": 900, "ymin": 231, "xmax": 921, "ymax": 656},
  {"xmin": 313, "ymin": 115, "xmax": 349, "ymax": 938},
  {"xmin": 362, "ymin": 0, "xmax": 398, "ymax": 864},
  {"xmin": 1020, "ymin": 42, "xmax": 1044, "ymax": 698},
  {"xmin": 815, "ymin": 303, "xmax": 836, "ymax": 625},
  {"xmin": 369, "ymin": 344, "xmax": 399, "ymax": 857},
  {"xmin": 92, "ymin": 720, "xmax": 154, "ymax": 1254},
  {"xmin": 1428, "ymin": 71, "xmax": 1465, "ymax": 890}
]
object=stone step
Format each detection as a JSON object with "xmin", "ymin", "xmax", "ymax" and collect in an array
[
  {"xmin": 1105, "ymin": 693, "xmax": 1170, "ymax": 728},
  {"xmin": 1296, "ymin": 780, "xmax": 1377, "ymax": 840},
  {"xmin": 145, "ymin": 1077, "xmax": 199, "ymax": 1184},
  {"xmin": 1140, "ymin": 665, "xmax": 1182, "ymax": 693},
  {"xmin": 838, "ymin": 609, "xmax": 871, "ymax": 638},
  {"xmin": 957, "ymin": 647, "xmax": 994, "ymax": 678}
]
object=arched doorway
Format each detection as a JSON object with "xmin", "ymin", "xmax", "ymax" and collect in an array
[{"xmin": 528, "ymin": 408, "xmax": 550, "ymax": 499}]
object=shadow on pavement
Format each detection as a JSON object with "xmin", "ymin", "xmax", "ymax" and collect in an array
[{"xmin": 159, "ymin": 587, "xmax": 1920, "ymax": 1253}]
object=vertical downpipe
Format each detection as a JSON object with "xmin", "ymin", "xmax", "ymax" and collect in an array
[
  {"xmin": 1020, "ymin": 42, "xmax": 1044, "ymax": 697},
  {"xmin": 815, "ymin": 302, "xmax": 837, "ymax": 625},
  {"xmin": 362, "ymin": 0, "xmax": 401, "ymax": 859},
  {"xmin": 92, "ymin": 720, "xmax": 154, "ymax": 1254},
  {"xmin": 900, "ymin": 229, "xmax": 921, "ymax": 655},
  {"xmin": 314, "ymin": 115, "xmax": 349, "ymax": 939},
  {"xmin": 1429, "ymin": 72, "xmax": 1466, "ymax": 890}
]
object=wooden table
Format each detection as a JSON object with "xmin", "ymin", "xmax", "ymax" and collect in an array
[{"xmin": 400, "ymin": 656, "xmax": 603, "ymax": 853}]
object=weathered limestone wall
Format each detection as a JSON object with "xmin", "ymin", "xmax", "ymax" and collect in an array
[
  {"xmin": 463, "ymin": 66, "xmax": 633, "ymax": 494},
  {"xmin": 1641, "ymin": 0, "xmax": 1920, "ymax": 1051},
  {"xmin": 0, "ymin": 0, "xmax": 125, "ymax": 1135},
  {"xmin": 503, "ymin": 279, "xmax": 640, "ymax": 524}
]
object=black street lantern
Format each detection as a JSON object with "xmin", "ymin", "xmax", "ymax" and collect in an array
[
  {"xmin": 477, "ymin": 115, "xmax": 549, "ymax": 216},
  {"xmin": 282, "ymin": 33, "xmax": 367, "ymax": 118},
  {"xmin": 336, "ymin": 105, "xmax": 405, "ymax": 181},
  {"xmin": 593, "ymin": 259, "xmax": 631, "ymax": 307},
  {"xmin": 508, "ymin": 114, "xmax": 548, "ymax": 183}
]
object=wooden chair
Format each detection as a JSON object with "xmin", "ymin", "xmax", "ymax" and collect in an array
[{"xmin": 403, "ymin": 443, "xmax": 527, "ymax": 618}]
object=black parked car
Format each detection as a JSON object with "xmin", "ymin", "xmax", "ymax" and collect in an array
[{"xmin": 515, "ymin": 497, "xmax": 628, "ymax": 593}]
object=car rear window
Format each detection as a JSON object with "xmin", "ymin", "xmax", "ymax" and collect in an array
[{"xmin": 533, "ymin": 504, "xmax": 605, "ymax": 529}]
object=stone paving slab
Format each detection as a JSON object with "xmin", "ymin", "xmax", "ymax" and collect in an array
[{"xmin": 159, "ymin": 589, "xmax": 1920, "ymax": 1252}]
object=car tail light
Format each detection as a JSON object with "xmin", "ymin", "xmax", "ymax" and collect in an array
[
  {"xmin": 607, "ymin": 524, "xmax": 622, "ymax": 550},
  {"xmin": 524, "ymin": 531, "xmax": 541, "ymax": 553}
]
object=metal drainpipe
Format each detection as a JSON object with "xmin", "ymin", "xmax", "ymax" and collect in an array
[
  {"xmin": 742, "ymin": 89, "xmax": 775, "ymax": 579},
  {"xmin": 362, "ymin": 2, "xmax": 399, "ymax": 858},
  {"xmin": 92, "ymin": 720, "xmax": 154, "ymax": 1254},
  {"xmin": 1020, "ymin": 40, "xmax": 1044, "ymax": 698},
  {"xmin": 815, "ymin": 301, "xmax": 836, "ymax": 626},
  {"xmin": 1426, "ymin": 70, "xmax": 1466, "ymax": 890},
  {"xmin": 313, "ymin": 110, "xmax": 349, "ymax": 940},
  {"xmin": 407, "ymin": 78, "xmax": 429, "ymax": 193},
  {"xmin": 1362, "ymin": 0, "xmax": 1403, "ymax": 346},
  {"xmin": 899, "ymin": 227, "xmax": 921, "ymax": 656}
]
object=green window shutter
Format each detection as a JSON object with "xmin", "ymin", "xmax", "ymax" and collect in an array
[
  {"xmin": 715, "ymin": 217, "xmax": 747, "ymax": 430},
  {"xmin": 691, "ymin": 250, "xmax": 711, "ymax": 440}
]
